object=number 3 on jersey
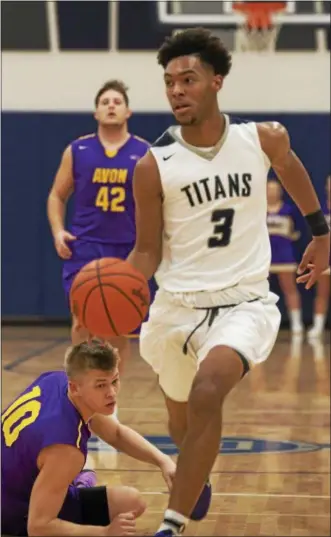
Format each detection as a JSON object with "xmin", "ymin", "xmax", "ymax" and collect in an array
[
  {"xmin": 2, "ymin": 385, "xmax": 41, "ymax": 447},
  {"xmin": 208, "ymin": 208, "xmax": 235, "ymax": 248},
  {"xmin": 95, "ymin": 186, "xmax": 125, "ymax": 212}
]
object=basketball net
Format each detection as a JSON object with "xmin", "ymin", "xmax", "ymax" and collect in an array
[{"xmin": 233, "ymin": 2, "xmax": 286, "ymax": 52}]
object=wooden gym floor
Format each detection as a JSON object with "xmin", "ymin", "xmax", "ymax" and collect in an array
[{"xmin": 2, "ymin": 326, "xmax": 330, "ymax": 536}]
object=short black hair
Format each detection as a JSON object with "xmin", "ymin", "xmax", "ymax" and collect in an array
[
  {"xmin": 94, "ymin": 80, "xmax": 129, "ymax": 107},
  {"xmin": 65, "ymin": 340, "xmax": 119, "ymax": 378},
  {"xmin": 157, "ymin": 27, "xmax": 232, "ymax": 77}
]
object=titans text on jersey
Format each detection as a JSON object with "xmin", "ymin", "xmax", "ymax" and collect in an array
[{"xmin": 150, "ymin": 116, "xmax": 271, "ymax": 294}]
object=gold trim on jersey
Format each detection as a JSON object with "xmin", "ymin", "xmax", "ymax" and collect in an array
[
  {"xmin": 168, "ymin": 114, "xmax": 230, "ymax": 161},
  {"xmin": 77, "ymin": 133, "xmax": 96, "ymax": 140},
  {"xmin": 105, "ymin": 149, "xmax": 118, "ymax": 158},
  {"xmin": 269, "ymin": 263, "xmax": 297, "ymax": 273},
  {"xmin": 76, "ymin": 420, "xmax": 83, "ymax": 448}
]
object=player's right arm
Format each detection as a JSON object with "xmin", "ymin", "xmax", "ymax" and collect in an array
[
  {"xmin": 127, "ymin": 152, "xmax": 163, "ymax": 279},
  {"xmin": 28, "ymin": 444, "xmax": 134, "ymax": 536},
  {"xmin": 47, "ymin": 146, "xmax": 76, "ymax": 260}
]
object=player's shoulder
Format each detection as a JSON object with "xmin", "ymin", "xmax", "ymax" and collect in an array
[
  {"xmin": 227, "ymin": 115, "xmax": 260, "ymax": 140},
  {"xmin": 229, "ymin": 115, "xmax": 254, "ymax": 126},
  {"xmin": 255, "ymin": 121, "xmax": 289, "ymax": 143},
  {"xmin": 131, "ymin": 134, "xmax": 150, "ymax": 148},
  {"xmin": 130, "ymin": 134, "xmax": 151, "ymax": 159},
  {"xmin": 70, "ymin": 133, "xmax": 97, "ymax": 148},
  {"xmin": 32, "ymin": 370, "xmax": 69, "ymax": 412},
  {"xmin": 152, "ymin": 127, "xmax": 177, "ymax": 149},
  {"xmin": 35, "ymin": 369, "xmax": 67, "ymax": 387},
  {"xmin": 36, "ymin": 372, "xmax": 85, "ymax": 432},
  {"xmin": 229, "ymin": 116, "xmax": 286, "ymax": 137},
  {"xmin": 77, "ymin": 133, "xmax": 97, "ymax": 141}
]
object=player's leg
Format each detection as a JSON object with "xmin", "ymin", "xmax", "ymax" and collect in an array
[
  {"xmin": 277, "ymin": 271, "xmax": 303, "ymax": 335},
  {"xmin": 105, "ymin": 486, "xmax": 146, "ymax": 518},
  {"xmin": 308, "ymin": 271, "xmax": 330, "ymax": 338},
  {"xmin": 139, "ymin": 290, "xmax": 221, "ymax": 527},
  {"xmin": 59, "ymin": 484, "xmax": 146, "ymax": 527},
  {"xmin": 62, "ymin": 239, "xmax": 97, "ymax": 343},
  {"xmin": 163, "ymin": 393, "xmax": 187, "ymax": 447},
  {"xmin": 154, "ymin": 295, "xmax": 281, "ymax": 535},
  {"xmin": 161, "ymin": 346, "xmax": 245, "ymax": 532},
  {"xmin": 162, "ymin": 392, "xmax": 212, "ymax": 522}
]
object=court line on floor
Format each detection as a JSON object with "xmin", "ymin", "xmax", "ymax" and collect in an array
[
  {"xmin": 119, "ymin": 408, "xmax": 330, "ymax": 415},
  {"xmin": 2, "ymin": 335, "xmax": 139, "ymax": 341},
  {"xmin": 140, "ymin": 492, "xmax": 330, "ymax": 499},
  {"xmin": 146, "ymin": 511, "xmax": 330, "ymax": 517},
  {"xmin": 2, "ymin": 336, "xmax": 70, "ymax": 342},
  {"xmin": 95, "ymin": 468, "xmax": 330, "ymax": 475},
  {"xmin": 3, "ymin": 339, "xmax": 67, "ymax": 371},
  {"xmin": 115, "ymin": 422, "xmax": 331, "ymax": 429}
]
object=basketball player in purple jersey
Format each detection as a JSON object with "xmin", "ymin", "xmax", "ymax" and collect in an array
[
  {"xmin": 308, "ymin": 175, "xmax": 331, "ymax": 338},
  {"xmin": 2, "ymin": 341, "xmax": 175, "ymax": 536},
  {"xmin": 47, "ymin": 80, "xmax": 154, "ymax": 377},
  {"xmin": 267, "ymin": 179, "xmax": 303, "ymax": 335}
]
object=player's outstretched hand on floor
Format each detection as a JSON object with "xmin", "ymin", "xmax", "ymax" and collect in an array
[{"xmin": 105, "ymin": 512, "xmax": 136, "ymax": 536}]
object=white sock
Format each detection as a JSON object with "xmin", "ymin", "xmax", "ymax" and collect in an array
[
  {"xmin": 289, "ymin": 309, "xmax": 303, "ymax": 331},
  {"xmin": 158, "ymin": 509, "xmax": 188, "ymax": 535},
  {"xmin": 313, "ymin": 314, "xmax": 326, "ymax": 332}
]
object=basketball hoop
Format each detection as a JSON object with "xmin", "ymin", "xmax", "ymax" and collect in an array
[{"xmin": 233, "ymin": 2, "xmax": 287, "ymax": 51}]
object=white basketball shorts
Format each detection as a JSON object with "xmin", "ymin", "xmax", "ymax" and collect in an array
[{"xmin": 140, "ymin": 289, "xmax": 281, "ymax": 402}]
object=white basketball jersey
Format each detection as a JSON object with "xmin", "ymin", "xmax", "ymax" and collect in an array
[{"xmin": 150, "ymin": 115, "xmax": 271, "ymax": 296}]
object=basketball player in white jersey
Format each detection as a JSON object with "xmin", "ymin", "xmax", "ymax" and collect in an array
[{"xmin": 127, "ymin": 28, "xmax": 330, "ymax": 536}]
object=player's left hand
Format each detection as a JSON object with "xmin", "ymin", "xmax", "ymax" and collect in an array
[
  {"xmin": 159, "ymin": 455, "xmax": 176, "ymax": 491},
  {"xmin": 296, "ymin": 234, "xmax": 330, "ymax": 289}
]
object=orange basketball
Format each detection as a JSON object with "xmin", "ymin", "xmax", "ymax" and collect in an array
[{"xmin": 70, "ymin": 258, "xmax": 150, "ymax": 339}]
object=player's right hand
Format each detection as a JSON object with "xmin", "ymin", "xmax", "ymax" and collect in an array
[
  {"xmin": 54, "ymin": 230, "xmax": 76, "ymax": 259},
  {"xmin": 104, "ymin": 512, "xmax": 136, "ymax": 536}
]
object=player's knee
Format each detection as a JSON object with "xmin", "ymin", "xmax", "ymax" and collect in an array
[
  {"xmin": 190, "ymin": 346, "xmax": 245, "ymax": 411},
  {"xmin": 189, "ymin": 377, "xmax": 223, "ymax": 416},
  {"xmin": 106, "ymin": 486, "xmax": 146, "ymax": 519},
  {"xmin": 122, "ymin": 487, "xmax": 146, "ymax": 518}
]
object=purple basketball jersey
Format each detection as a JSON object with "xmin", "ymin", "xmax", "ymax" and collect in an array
[
  {"xmin": 267, "ymin": 202, "xmax": 296, "ymax": 265},
  {"xmin": 70, "ymin": 134, "xmax": 149, "ymax": 244},
  {"xmin": 2, "ymin": 371, "xmax": 90, "ymax": 528}
]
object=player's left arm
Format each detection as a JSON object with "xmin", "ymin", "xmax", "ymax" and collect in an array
[
  {"xmin": 258, "ymin": 122, "xmax": 330, "ymax": 288},
  {"xmin": 90, "ymin": 414, "xmax": 176, "ymax": 490}
]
